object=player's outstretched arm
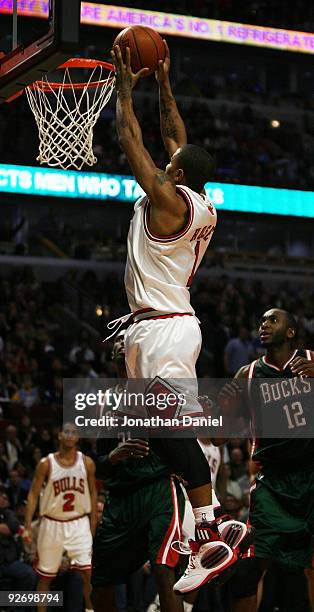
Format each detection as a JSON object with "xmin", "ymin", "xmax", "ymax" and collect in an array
[
  {"xmin": 23, "ymin": 458, "xmax": 49, "ymax": 541},
  {"xmin": 111, "ymin": 44, "xmax": 153, "ymax": 182},
  {"xmin": 112, "ymin": 49, "xmax": 158, "ymax": 197},
  {"xmin": 156, "ymin": 40, "xmax": 187, "ymax": 157},
  {"xmin": 111, "ymin": 45, "xmax": 187, "ymax": 234}
]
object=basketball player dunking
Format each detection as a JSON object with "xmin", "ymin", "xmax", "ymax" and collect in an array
[
  {"xmin": 110, "ymin": 42, "xmax": 250, "ymax": 593},
  {"xmin": 23, "ymin": 423, "xmax": 97, "ymax": 612}
]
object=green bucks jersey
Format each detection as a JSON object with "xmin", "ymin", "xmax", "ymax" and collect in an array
[{"xmin": 249, "ymin": 349, "xmax": 314, "ymax": 467}]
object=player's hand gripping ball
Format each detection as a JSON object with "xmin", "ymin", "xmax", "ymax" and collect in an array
[{"xmin": 113, "ymin": 25, "xmax": 166, "ymax": 75}]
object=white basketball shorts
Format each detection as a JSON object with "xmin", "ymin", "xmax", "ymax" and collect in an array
[
  {"xmin": 36, "ymin": 515, "xmax": 92, "ymax": 578},
  {"xmin": 125, "ymin": 315, "xmax": 202, "ymax": 417}
]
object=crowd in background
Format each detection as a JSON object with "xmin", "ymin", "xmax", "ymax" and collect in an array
[
  {"xmin": 1, "ymin": 268, "xmax": 314, "ymax": 402},
  {"xmin": 0, "ymin": 90, "xmax": 313, "ymax": 191},
  {"xmin": 92, "ymin": 99, "xmax": 314, "ymax": 190}
]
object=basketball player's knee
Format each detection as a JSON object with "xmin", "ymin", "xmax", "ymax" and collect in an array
[
  {"xmin": 229, "ymin": 558, "xmax": 263, "ymax": 599},
  {"xmin": 180, "ymin": 440, "xmax": 211, "ymax": 489},
  {"xmin": 184, "ymin": 464, "xmax": 211, "ymax": 489},
  {"xmin": 150, "ymin": 438, "xmax": 211, "ymax": 488}
]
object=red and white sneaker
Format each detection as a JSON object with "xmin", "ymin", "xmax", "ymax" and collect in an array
[
  {"xmin": 218, "ymin": 519, "xmax": 249, "ymax": 550},
  {"xmin": 213, "ymin": 509, "xmax": 254, "ymax": 553},
  {"xmin": 210, "ymin": 519, "xmax": 255, "ymax": 587},
  {"xmin": 172, "ymin": 521, "xmax": 237, "ymax": 594}
]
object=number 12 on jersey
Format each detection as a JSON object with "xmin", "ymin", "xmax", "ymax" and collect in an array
[{"xmin": 282, "ymin": 401, "xmax": 306, "ymax": 429}]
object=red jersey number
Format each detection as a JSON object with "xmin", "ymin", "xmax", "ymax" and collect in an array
[{"xmin": 62, "ymin": 492, "xmax": 75, "ymax": 512}]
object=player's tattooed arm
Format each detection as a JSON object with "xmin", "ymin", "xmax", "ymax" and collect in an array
[
  {"xmin": 112, "ymin": 44, "xmax": 186, "ymax": 233},
  {"xmin": 156, "ymin": 40, "xmax": 187, "ymax": 156},
  {"xmin": 155, "ymin": 171, "xmax": 173, "ymax": 185},
  {"xmin": 112, "ymin": 45, "xmax": 158, "ymax": 179},
  {"xmin": 112, "ymin": 45, "xmax": 147, "ymax": 141},
  {"xmin": 160, "ymin": 98, "xmax": 179, "ymax": 138}
]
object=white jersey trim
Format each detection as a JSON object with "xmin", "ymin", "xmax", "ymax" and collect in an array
[
  {"xmin": 247, "ymin": 359, "xmax": 258, "ymax": 394},
  {"xmin": 143, "ymin": 186, "xmax": 194, "ymax": 243},
  {"xmin": 53, "ymin": 451, "xmax": 79, "ymax": 469},
  {"xmin": 262, "ymin": 349, "xmax": 298, "ymax": 371}
]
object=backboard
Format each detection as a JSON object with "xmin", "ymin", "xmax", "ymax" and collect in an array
[{"xmin": 0, "ymin": 0, "xmax": 81, "ymax": 103}]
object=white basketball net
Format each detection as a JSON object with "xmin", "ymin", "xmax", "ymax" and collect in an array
[{"xmin": 26, "ymin": 61, "xmax": 115, "ymax": 170}]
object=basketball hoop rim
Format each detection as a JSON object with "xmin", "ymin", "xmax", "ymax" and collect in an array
[
  {"xmin": 60, "ymin": 58, "xmax": 114, "ymax": 70},
  {"xmin": 27, "ymin": 58, "xmax": 115, "ymax": 92},
  {"xmin": 6, "ymin": 57, "xmax": 115, "ymax": 102}
]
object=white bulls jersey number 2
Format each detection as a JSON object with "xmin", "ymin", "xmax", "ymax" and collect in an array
[
  {"xmin": 125, "ymin": 185, "xmax": 217, "ymax": 314},
  {"xmin": 40, "ymin": 451, "xmax": 91, "ymax": 520}
]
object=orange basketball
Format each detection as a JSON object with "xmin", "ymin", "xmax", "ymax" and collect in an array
[{"xmin": 113, "ymin": 25, "xmax": 166, "ymax": 76}]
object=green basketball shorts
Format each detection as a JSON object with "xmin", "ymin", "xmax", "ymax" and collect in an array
[
  {"xmin": 92, "ymin": 477, "xmax": 185, "ymax": 586},
  {"xmin": 248, "ymin": 462, "xmax": 314, "ymax": 568}
]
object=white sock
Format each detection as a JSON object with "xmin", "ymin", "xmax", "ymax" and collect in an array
[
  {"xmin": 193, "ymin": 505, "xmax": 215, "ymax": 525},
  {"xmin": 85, "ymin": 609, "xmax": 94, "ymax": 612}
]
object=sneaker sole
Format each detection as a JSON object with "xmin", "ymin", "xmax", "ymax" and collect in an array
[
  {"xmin": 173, "ymin": 545, "xmax": 236, "ymax": 594},
  {"xmin": 173, "ymin": 554, "xmax": 238, "ymax": 594}
]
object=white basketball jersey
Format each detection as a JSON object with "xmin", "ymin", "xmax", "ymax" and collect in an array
[
  {"xmin": 198, "ymin": 441, "xmax": 221, "ymax": 488},
  {"xmin": 125, "ymin": 185, "xmax": 217, "ymax": 314},
  {"xmin": 40, "ymin": 451, "xmax": 91, "ymax": 520}
]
